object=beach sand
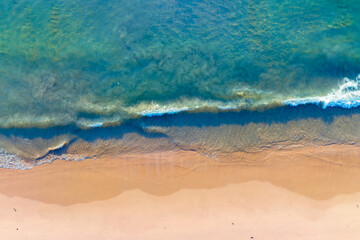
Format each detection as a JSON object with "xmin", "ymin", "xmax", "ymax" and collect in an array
[{"xmin": 1, "ymin": 144, "xmax": 360, "ymax": 239}]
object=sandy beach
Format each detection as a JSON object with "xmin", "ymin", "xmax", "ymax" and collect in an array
[{"xmin": 1, "ymin": 144, "xmax": 360, "ymax": 239}]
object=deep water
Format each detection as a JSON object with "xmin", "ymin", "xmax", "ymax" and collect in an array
[{"xmin": 1, "ymin": 0, "xmax": 360, "ymax": 127}]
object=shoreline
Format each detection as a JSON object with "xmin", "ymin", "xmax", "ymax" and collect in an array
[
  {"xmin": 1, "ymin": 144, "xmax": 360, "ymax": 205},
  {"xmin": 1, "ymin": 144, "xmax": 360, "ymax": 239}
]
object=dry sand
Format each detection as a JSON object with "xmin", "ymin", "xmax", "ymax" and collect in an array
[{"xmin": 1, "ymin": 144, "xmax": 360, "ymax": 239}]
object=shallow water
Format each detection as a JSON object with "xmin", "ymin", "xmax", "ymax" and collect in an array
[
  {"xmin": 1, "ymin": 105, "xmax": 360, "ymax": 169},
  {"xmin": 1, "ymin": 0, "xmax": 360, "ymax": 168}
]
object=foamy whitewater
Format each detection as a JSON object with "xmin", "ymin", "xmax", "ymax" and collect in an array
[{"xmin": 285, "ymin": 75, "xmax": 360, "ymax": 109}]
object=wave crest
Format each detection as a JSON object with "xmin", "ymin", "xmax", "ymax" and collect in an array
[{"xmin": 285, "ymin": 75, "xmax": 360, "ymax": 109}]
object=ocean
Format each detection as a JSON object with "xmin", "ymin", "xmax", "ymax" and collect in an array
[{"xmin": 1, "ymin": 0, "xmax": 360, "ymax": 169}]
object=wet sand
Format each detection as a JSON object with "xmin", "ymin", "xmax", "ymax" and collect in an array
[{"xmin": 1, "ymin": 144, "xmax": 360, "ymax": 239}]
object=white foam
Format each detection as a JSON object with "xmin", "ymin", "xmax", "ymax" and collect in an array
[
  {"xmin": 139, "ymin": 105, "xmax": 240, "ymax": 117},
  {"xmin": 284, "ymin": 75, "xmax": 360, "ymax": 109},
  {"xmin": 140, "ymin": 106, "xmax": 190, "ymax": 117},
  {"xmin": 86, "ymin": 122, "xmax": 104, "ymax": 128},
  {"xmin": 0, "ymin": 149, "xmax": 34, "ymax": 170},
  {"xmin": 130, "ymin": 98, "xmax": 238, "ymax": 117}
]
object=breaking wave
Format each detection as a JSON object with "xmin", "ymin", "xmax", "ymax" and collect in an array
[{"xmin": 285, "ymin": 75, "xmax": 360, "ymax": 109}]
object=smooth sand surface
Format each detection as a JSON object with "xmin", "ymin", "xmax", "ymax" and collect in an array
[{"xmin": 1, "ymin": 144, "xmax": 360, "ymax": 239}]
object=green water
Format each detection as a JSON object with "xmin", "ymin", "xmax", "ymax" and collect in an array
[
  {"xmin": 2, "ymin": 0, "xmax": 360, "ymax": 169},
  {"xmin": 0, "ymin": 0, "xmax": 359, "ymax": 128}
]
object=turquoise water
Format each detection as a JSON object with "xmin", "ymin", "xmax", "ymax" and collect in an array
[
  {"xmin": 1, "ymin": 0, "xmax": 360, "ymax": 168},
  {"xmin": 1, "ymin": 0, "xmax": 360, "ymax": 128}
]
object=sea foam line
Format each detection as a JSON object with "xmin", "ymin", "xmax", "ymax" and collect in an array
[
  {"xmin": 284, "ymin": 75, "xmax": 360, "ymax": 109},
  {"xmin": 86, "ymin": 75, "xmax": 360, "ymax": 127}
]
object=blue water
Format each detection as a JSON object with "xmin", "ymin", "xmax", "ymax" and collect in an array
[
  {"xmin": 1, "ymin": 0, "xmax": 360, "ymax": 168},
  {"xmin": 0, "ymin": 0, "xmax": 360, "ymax": 128}
]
